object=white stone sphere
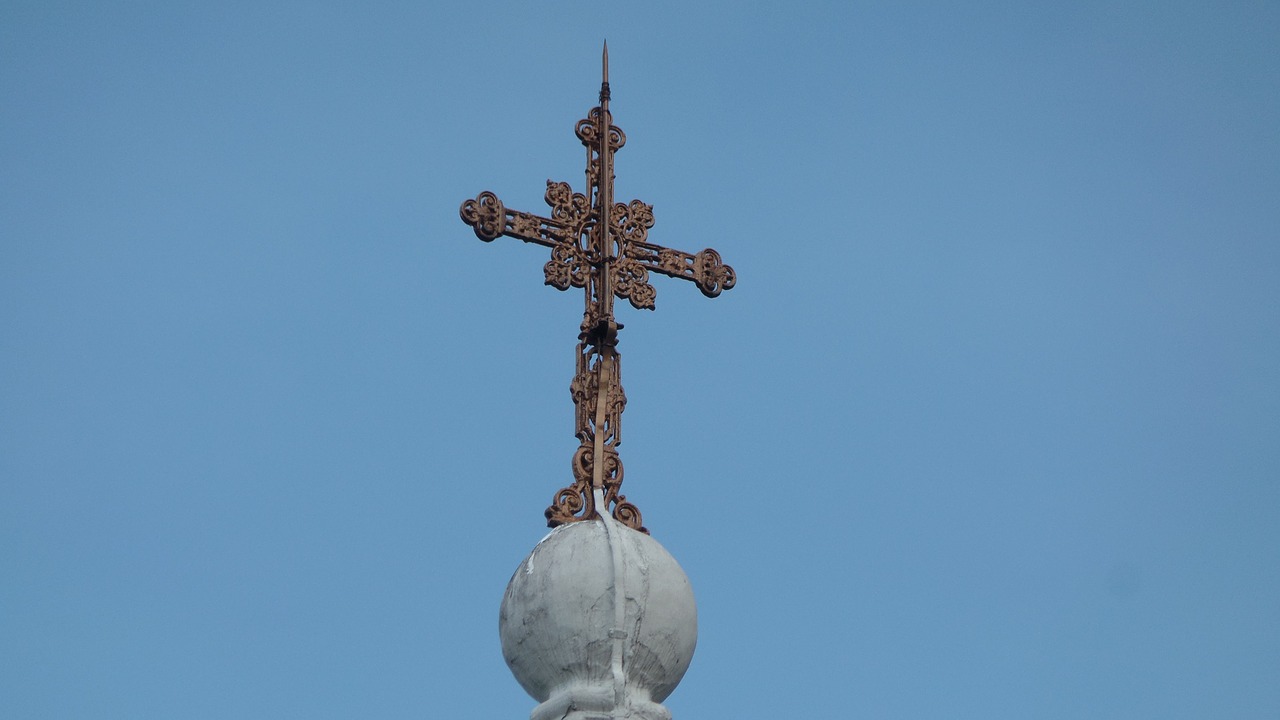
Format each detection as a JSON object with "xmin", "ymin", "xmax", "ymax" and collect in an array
[{"xmin": 499, "ymin": 520, "xmax": 697, "ymax": 718}]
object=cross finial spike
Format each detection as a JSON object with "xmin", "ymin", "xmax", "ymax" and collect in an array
[{"xmin": 599, "ymin": 41, "xmax": 611, "ymax": 104}]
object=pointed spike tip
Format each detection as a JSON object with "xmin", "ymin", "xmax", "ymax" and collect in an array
[{"xmin": 602, "ymin": 40, "xmax": 609, "ymax": 83}]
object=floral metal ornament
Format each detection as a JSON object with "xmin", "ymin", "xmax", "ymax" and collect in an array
[{"xmin": 459, "ymin": 44, "xmax": 736, "ymax": 533}]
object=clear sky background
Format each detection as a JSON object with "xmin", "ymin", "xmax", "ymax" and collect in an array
[{"xmin": 2, "ymin": 2, "xmax": 1278, "ymax": 718}]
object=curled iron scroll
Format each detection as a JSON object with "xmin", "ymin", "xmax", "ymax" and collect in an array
[{"xmin": 459, "ymin": 191, "xmax": 505, "ymax": 241}]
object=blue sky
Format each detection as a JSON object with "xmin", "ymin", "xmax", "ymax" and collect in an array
[{"xmin": 2, "ymin": 2, "xmax": 1278, "ymax": 718}]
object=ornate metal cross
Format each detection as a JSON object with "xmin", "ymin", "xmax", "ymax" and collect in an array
[{"xmin": 459, "ymin": 45, "xmax": 735, "ymax": 533}]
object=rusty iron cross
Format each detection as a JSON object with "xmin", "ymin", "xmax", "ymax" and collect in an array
[{"xmin": 459, "ymin": 45, "xmax": 735, "ymax": 533}]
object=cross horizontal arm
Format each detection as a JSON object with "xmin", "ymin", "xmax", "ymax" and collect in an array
[
  {"xmin": 626, "ymin": 239, "xmax": 737, "ymax": 298},
  {"xmin": 459, "ymin": 191, "xmax": 567, "ymax": 248},
  {"xmin": 460, "ymin": 189, "xmax": 593, "ymax": 293}
]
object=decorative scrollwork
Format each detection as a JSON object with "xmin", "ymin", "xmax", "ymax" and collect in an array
[
  {"xmin": 570, "ymin": 346, "xmax": 624, "ymax": 442},
  {"xmin": 544, "ymin": 242, "xmax": 590, "ymax": 291},
  {"xmin": 694, "ymin": 248, "xmax": 737, "ymax": 297},
  {"xmin": 569, "ymin": 366, "xmax": 592, "ymax": 411},
  {"xmin": 459, "ymin": 191, "xmax": 505, "ymax": 241},
  {"xmin": 644, "ymin": 246, "xmax": 737, "ymax": 298},
  {"xmin": 607, "ymin": 125, "xmax": 626, "ymax": 152},
  {"xmin": 570, "ymin": 350, "xmax": 596, "ymax": 441},
  {"xmin": 544, "ymin": 443, "xmax": 644, "ymax": 533},
  {"xmin": 613, "ymin": 199, "xmax": 655, "ymax": 244},
  {"xmin": 576, "ymin": 444, "xmax": 623, "ymax": 486},
  {"xmin": 574, "ymin": 113, "xmax": 598, "ymax": 144},
  {"xmin": 656, "ymin": 248, "xmax": 687, "ymax": 276},
  {"xmin": 544, "ymin": 180, "xmax": 590, "ymax": 229},
  {"xmin": 575, "ymin": 107, "xmax": 626, "ymax": 151},
  {"xmin": 613, "ymin": 257, "xmax": 656, "ymax": 310},
  {"xmin": 611, "ymin": 496, "xmax": 644, "ymax": 532},
  {"xmin": 545, "ymin": 478, "xmax": 589, "ymax": 527},
  {"xmin": 586, "ymin": 156, "xmax": 601, "ymax": 192},
  {"xmin": 602, "ymin": 365, "xmax": 627, "ymax": 442},
  {"xmin": 510, "ymin": 212, "xmax": 541, "ymax": 238}
]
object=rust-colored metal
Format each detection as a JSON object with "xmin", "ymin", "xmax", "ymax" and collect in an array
[{"xmin": 459, "ymin": 44, "xmax": 735, "ymax": 533}]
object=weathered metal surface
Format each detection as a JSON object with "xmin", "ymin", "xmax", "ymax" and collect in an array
[{"xmin": 459, "ymin": 45, "xmax": 735, "ymax": 533}]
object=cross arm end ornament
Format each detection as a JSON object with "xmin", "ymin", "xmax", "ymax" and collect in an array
[
  {"xmin": 459, "ymin": 190, "xmax": 568, "ymax": 249},
  {"xmin": 629, "ymin": 241, "xmax": 737, "ymax": 299},
  {"xmin": 460, "ymin": 187, "xmax": 594, "ymax": 292}
]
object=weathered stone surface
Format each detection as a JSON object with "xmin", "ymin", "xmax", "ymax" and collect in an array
[{"xmin": 499, "ymin": 520, "xmax": 697, "ymax": 720}]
